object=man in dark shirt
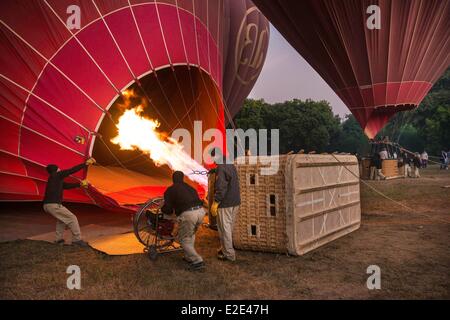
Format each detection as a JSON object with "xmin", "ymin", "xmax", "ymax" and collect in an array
[
  {"xmin": 43, "ymin": 158, "xmax": 95, "ymax": 247},
  {"xmin": 210, "ymin": 148, "xmax": 241, "ymax": 262},
  {"xmin": 161, "ymin": 171, "xmax": 205, "ymax": 271},
  {"xmin": 413, "ymin": 153, "xmax": 421, "ymax": 178}
]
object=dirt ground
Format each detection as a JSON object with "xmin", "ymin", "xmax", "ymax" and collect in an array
[{"xmin": 0, "ymin": 166, "xmax": 449, "ymax": 299}]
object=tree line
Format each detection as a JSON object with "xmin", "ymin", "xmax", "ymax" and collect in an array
[{"xmin": 232, "ymin": 68, "xmax": 449, "ymax": 158}]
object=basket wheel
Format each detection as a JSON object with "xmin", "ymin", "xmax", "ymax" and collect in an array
[{"xmin": 133, "ymin": 197, "xmax": 164, "ymax": 246}]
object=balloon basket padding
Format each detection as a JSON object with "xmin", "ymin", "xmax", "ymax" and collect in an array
[{"xmin": 233, "ymin": 154, "xmax": 361, "ymax": 256}]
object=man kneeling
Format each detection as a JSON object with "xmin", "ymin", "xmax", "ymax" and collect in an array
[{"xmin": 161, "ymin": 171, "xmax": 205, "ymax": 271}]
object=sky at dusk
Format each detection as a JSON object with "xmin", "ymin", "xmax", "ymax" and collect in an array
[{"xmin": 249, "ymin": 25, "xmax": 350, "ymax": 118}]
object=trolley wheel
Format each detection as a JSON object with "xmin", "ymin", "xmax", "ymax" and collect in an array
[
  {"xmin": 148, "ymin": 245, "xmax": 158, "ymax": 261},
  {"xmin": 133, "ymin": 197, "xmax": 164, "ymax": 246}
]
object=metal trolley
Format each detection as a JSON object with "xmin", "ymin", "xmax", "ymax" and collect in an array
[{"xmin": 132, "ymin": 197, "xmax": 182, "ymax": 260}]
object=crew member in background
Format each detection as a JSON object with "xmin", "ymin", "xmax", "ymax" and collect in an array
[
  {"xmin": 43, "ymin": 158, "xmax": 95, "ymax": 246},
  {"xmin": 421, "ymin": 150, "xmax": 428, "ymax": 168},
  {"xmin": 210, "ymin": 148, "xmax": 241, "ymax": 262},
  {"xmin": 448, "ymin": 150, "xmax": 450, "ymax": 169},
  {"xmin": 377, "ymin": 147, "xmax": 388, "ymax": 180},
  {"xmin": 413, "ymin": 153, "xmax": 421, "ymax": 178},
  {"xmin": 161, "ymin": 171, "xmax": 205, "ymax": 271},
  {"xmin": 379, "ymin": 147, "xmax": 389, "ymax": 161},
  {"xmin": 369, "ymin": 153, "xmax": 377, "ymax": 180},
  {"xmin": 440, "ymin": 150, "xmax": 448, "ymax": 170},
  {"xmin": 400, "ymin": 151, "xmax": 410, "ymax": 178},
  {"xmin": 206, "ymin": 167, "xmax": 218, "ymax": 231},
  {"xmin": 370, "ymin": 151, "xmax": 385, "ymax": 180}
]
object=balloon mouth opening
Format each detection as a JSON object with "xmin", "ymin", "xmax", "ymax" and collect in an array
[
  {"xmin": 88, "ymin": 65, "xmax": 223, "ymax": 204},
  {"xmin": 362, "ymin": 103, "xmax": 417, "ymax": 138}
]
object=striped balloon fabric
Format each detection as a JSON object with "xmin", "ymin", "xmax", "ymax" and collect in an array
[{"xmin": 0, "ymin": 0, "xmax": 269, "ymax": 207}]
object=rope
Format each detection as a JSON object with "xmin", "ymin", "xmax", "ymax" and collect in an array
[
  {"xmin": 97, "ymin": 136, "xmax": 130, "ymax": 171},
  {"xmin": 168, "ymin": 91, "xmax": 202, "ymax": 134},
  {"xmin": 372, "ymin": 140, "xmax": 443, "ymax": 165},
  {"xmin": 329, "ymin": 153, "xmax": 449, "ymax": 224},
  {"xmin": 152, "ymin": 0, "xmax": 193, "ymax": 131}
]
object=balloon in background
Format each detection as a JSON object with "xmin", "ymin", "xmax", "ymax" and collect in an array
[
  {"xmin": 222, "ymin": 0, "xmax": 269, "ymax": 119},
  {"xmin": 253, "ymin": 0, "xmax": 450, "ymax": 138}
]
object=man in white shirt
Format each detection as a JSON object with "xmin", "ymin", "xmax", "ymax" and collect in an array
[
  {"xmin": 421, "ymin": 151, "xmax": 428, "ymax": 168},
  {"xmin": 379, "ymin": 148, "xmax": 388, "ymax": 160},
  {"xmin": 374, "ymin": 148, "xmax": 388, "ymax": 180}
]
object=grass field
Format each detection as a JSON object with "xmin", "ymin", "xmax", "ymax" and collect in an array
[{"xmin": 0, "ymin": 166, "xmax": 449, "ymax": 299}]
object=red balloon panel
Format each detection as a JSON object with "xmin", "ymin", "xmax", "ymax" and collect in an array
[
  {"xmin": 45, "ymin": 0, "xmax": 100, "ymax": 32},
  {"xmin": 0, "ymin": 117, "xmax": 20, "ymax": 154},
  {"xmin": 134, "ymin": 4, "xmax": 172, "ymax": 69},
  {"xmin": 0, "ymin": 152, "xmax": 27, "ymax": 176},
  {"xmin": 51, "ymin": 38, "xmax": 118, "ymax": 106},
  {"xmin": 178, "ymin": 8, "xmax": 201, "ymax": 67},
  {"xmin": 19, "ymin": 129, "xmax": 86, "ymax": 180},
  {"xmin": 104, "ymin": 8, "xmax": 153, "ymax": 78},
  {"xmin": 157, "ymin": 4, "xmax": 187, "ymax": 65},
  {"xmin": 0, "ymin": 28, "xmax": 47, "ymax": 91},
  {"xmin": 76, "ymin": 20, "xmax": 133, "ymax": 91},
  {"xmin": 0, "ymin": 80, "xmax": 29, "ymax": 123},
  {"xmin": 32, "ymin": 65, "xmax": 104, "ymax": 131},
  {"xmin": 22, "ymin": 96, "xmax": 89, "ymax": 154},
  {"xmin": 0, "ymin": 173, "xmax": 38, "ymax": 195},
  {"xmin": 0, "ymin": 0, "xmax": 71, "ymax": 58}
]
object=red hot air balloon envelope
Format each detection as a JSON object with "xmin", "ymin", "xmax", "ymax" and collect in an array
[
  {"xmin": 253, "ymin": 0, "xmax": 450, "ymax": 138},
  {"xmin": 222, "ymin": 0, "xmax": 270, "ymax": 118},
  {"xmin": 0, "ymin": 0, "xmax": 268, "ymax": 209}
]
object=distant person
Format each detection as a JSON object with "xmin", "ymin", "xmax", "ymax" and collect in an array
[
  {"xmin": 43, "ymin": 158, "xmax": 95, "ymax": 246},
  {"xmin": 440, "ymin": 150, "xmax": 448, "ymax": 170},
  {"xmin": 413, "ymin": 153, "xmax": 421, "ymax": 178},
  {"xmin": 407, "ymin": 153, "xmax": 414, "ymax": 177},
  {"xmin": 421, "ymin": 151, "xmax": 428, "ymax": 168},
  {"xmin": 379, "ymin": 147, "xmax": 389, "ymax": 161},
  {"xmin": 161, "ymin": 171, "xmax": 205, "ymax": 271},
  {"xmin": 372, "ymin": 148, "xmax": 387, "ymax": 180},
  {"xmin": 370, "ymin": 153, "xmax": 379, "ymax": 180},
  {"xmin": 448, "ymin": 150, "xmax": 450, "ymax": 169},
  {"xmin": 399, "ymin": 151, "xmax": 405, "ymax": 176},
  {"xmin": 405, "ymin": 152, "xmax": 414, "ymax": 178},
  {"xmin": 210, "ymin": 148, "xmax": 241, "ymax": 262}
]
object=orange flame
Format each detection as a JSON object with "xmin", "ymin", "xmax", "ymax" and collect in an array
[{"xmin": 111, "ymin": 95, "xmax": 208, "ymax": 188}]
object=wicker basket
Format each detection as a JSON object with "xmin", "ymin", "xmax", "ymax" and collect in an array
[
  {"xmin": 233, "ymin": 154, "xmax": 361, "ymax": 255},
  {"xmin": 361, "ymin": 158, "xmax": 371, "ymax": 179},
  {"xmin": 381, "ymin": 159, "xmax": 400, "ymax": 178}
]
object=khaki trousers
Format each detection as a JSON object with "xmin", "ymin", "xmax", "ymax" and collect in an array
[
  {"xmin": 43, "ymin": 203, "xmax": 81, "ymax": 242},
  {"xmin": 405, "ymin": 164, "xmax": 411, "ymax": 177},
  {"xmin": 376, "ymin": 169, "xmax": 386, "ymax": 180},
  {"xmin": 370, "ymin": 166, "xmax": 376, "ymax": 180},
  {"xmin": 414, "ymin": 166, "xmax": 420, "ymax": 178},
  {"xmin": 217, "ymin": 205, "xmax": 239, "ymax": 261},
  {"xmin": 177, "ymin": 208, "xmax": 205, "ymax": 264}
]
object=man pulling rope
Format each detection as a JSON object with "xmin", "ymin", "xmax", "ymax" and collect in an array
[{"xmin": 43, "ymin": 157, "xmax": 96, "ymax": 246}]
